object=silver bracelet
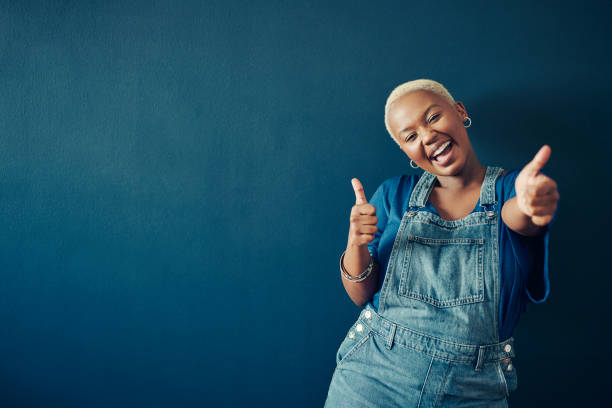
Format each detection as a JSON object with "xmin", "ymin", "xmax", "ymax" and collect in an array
[{"xmin": 339, "ymin": 250, "xmax": 375, "ymax": 282}]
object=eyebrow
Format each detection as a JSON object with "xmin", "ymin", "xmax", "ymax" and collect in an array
[{"xmin": 399, "ymin": 104, "xmax": 441, "ymax": 135}]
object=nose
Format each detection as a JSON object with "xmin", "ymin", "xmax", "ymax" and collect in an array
[{"xmin": 420, "ymin": 127, "xmax": 439, "ymax": 146}]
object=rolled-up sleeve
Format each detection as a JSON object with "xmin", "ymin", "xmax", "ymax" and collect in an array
[
  {"xmin": 504, "ymin": 170, "xmax": 558, "ymax": 304},
  {"xmin": 366, "ymin": 180, "xmax": 391, "ymax": 264}
]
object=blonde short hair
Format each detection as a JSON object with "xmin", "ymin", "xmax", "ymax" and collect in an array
[{"xmin": 384, "ymin": 79, "xmax": 456, "ymax": 145}]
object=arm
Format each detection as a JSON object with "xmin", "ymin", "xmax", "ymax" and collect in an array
[
  {"xmin": 340, "ymin": 178, "xmax": 385, "ymax": 307},
  {"xmin": 341, "ymin": 245, "xmax": 380, "ymax": 307},
  {"xmin": 501, "ymin": 197, "xmax": 548, "ymax": 237}
]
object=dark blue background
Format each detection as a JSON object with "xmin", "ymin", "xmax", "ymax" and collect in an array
[{"xmin": 1, "ymin": 0, "xmax": 610, "ymax": 406}]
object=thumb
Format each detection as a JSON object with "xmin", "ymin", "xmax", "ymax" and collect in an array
[
  {"xmin": 351, "ymin": 178, "xmax": 368, "ymax": 205},
  {"xmin": 524, "ymin": 145, "xmax": 551, "ymax": 176}
]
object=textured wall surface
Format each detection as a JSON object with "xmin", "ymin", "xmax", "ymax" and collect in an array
[{"xmin": 1, "ymin": 0, "xmax": 610, "ymax": 406}]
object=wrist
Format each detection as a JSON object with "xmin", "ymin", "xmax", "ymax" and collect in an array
[{"xmin": 340, "ymin": 250, "xmax": 375, "ymax": 282}]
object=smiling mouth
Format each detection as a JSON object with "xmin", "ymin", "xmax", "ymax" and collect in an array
[{"xmin": 431, "ymin": 140, "xmax": 453, "ymax": 161}]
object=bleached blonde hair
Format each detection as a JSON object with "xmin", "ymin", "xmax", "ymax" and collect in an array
[{"xmin": 384, "ymin": 79, "xmax": 456, "ymax": 145}]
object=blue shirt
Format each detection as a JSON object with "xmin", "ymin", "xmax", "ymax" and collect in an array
[{"xmin": 366, "ymin": 168, "xmax": 554, "ymax": 341}]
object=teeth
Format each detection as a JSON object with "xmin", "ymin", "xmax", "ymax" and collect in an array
[{"xmin": 432, "ymin": 141, "xmax": 451, "ymax": 158}]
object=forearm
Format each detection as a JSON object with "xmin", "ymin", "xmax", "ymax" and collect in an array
[
  {"xmin": 340, "ymin": 244, "xmax": 379, "ymax": 307},
  {"xmin": 501, "ymin": 197, "xmax": 547, "ymax": 237}
]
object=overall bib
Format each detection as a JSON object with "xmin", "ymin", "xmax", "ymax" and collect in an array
[{"xmin": 325, "ymin": 166, "xmax": 518, "ymax": 408}]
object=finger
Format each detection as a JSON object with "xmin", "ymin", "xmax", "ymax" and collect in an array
[
  {"xmin": 528, "ymin": 194, "xmax": 559, "ymax": 207},
  {"xmin": 350, "ymin": 205, "xmax": 376, "ymax": 225},
  {"xmin": 524, "ymin": 145, "xmax": 551, "ymax": 176},
  {"xmin": 352, "ymin": 214, "xmax": 378, "ymax": 225},
  {"xmin": 350, "ymin": 214, "xmax": 378, "ymax": 228},
  {"xmin": 355, "ymin": 234, "xmax": 375, "ymax": 246},
  {"xmin": 532, "ymin": 174, "xmax": 557, "ymax": 195},
  {"xmin": 522, "ymin": 192, "xmax": 558, "ymax": 215},
  {"xmin": 356, "ymin": 224, "xmax": 378, "ymax": 234},
  {"xmin": 351, "ymin": 178, "xmax": 368, "ymax": 205},
  {"xmin": 531, "ymin": 214, "xmax": 553, "ymax": 227},
  {"xmin": 350, "ymin": 231, "xmax": 375, "ymax": 244},
  {"xmin": 361, "ymin": 215, "xmax": 378, "ymax": 225},
  {"xmin": 352, "ymin": 203, "xmax": 376, "ymax": 216},
  {"xmin": 530, "ymin": 202, "xmax": 558, "ymax": 216}
]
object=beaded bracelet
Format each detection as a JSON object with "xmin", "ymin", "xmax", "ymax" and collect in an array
[{"xmin": 339, "ymin": 250, "xmax": 375, "ymax": 282}]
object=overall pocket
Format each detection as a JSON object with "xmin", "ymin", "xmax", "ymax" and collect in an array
[
  {"xmin": 398, "ymin": 234, "xmax": 485, "ymax": 308},
  {"xmin": 498, "ymin": 358, "xmax": 518, "ymax": 397},
  {"xmin": 335, "ymin": 320, "xmax": 373, "ymax": 367}
]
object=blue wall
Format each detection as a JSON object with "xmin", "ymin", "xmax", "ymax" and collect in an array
[{"xmin": 1, "ymin": 0, "xmax": 610, "ymax": 406}]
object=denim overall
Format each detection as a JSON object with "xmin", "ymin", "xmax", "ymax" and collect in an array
[{"xmin": 325, "ymin": 166, "xmax": 518, "ymax": 407}]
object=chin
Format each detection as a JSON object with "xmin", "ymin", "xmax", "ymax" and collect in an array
[{"xmin": 429, "ymin": 159, "xmax": 465, "ymax": 176}]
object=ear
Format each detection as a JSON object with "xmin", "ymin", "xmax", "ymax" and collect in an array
[{"xmin": 454, "ymin": 101, "xmax": 467, "ymax": 118}]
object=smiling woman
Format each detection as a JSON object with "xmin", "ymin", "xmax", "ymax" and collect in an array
[
  {"xmin": 386, "ymin": 86, "xmax": 480, "ymax": 179},
  {"xmin": 325, "ymin": 79, "xmax": 560, "ymax": 407}
]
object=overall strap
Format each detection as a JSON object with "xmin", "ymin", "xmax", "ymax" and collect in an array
[
  {"xmin": 479, "ymin": 166, "xmax": 505, "ymax": 207},
  {"xmin": 407, "ymin": 166, "xmax": 505, "ymax": 211},
  {"xmin": 408, "ymin": 171, "xmax": 436, "ymax": 209}
]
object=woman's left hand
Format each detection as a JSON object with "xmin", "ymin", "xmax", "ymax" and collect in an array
[{"xmin": 514, "ymin": 145, "xmax": 560, "ymax": 227}]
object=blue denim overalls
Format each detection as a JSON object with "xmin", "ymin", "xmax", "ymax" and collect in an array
[{"xmin": 325, "ymin": 166, "xmax": 518, "ymax": 407}]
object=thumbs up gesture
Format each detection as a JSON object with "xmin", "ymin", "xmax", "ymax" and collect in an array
[
  {"xmin": 347, "ymin": 178, "xmax": 379, "ymax": 248},
  {"xmin": 514, "ymin": 145, "xmax": 560, "ymax": 227}
]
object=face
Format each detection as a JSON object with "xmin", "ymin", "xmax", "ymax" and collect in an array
[{"xmin": 387, "ymin": 90, "xmax": 476, "ymax": 176}]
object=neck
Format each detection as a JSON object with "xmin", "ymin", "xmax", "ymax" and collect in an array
[{"xmin": 435, "ymin": 153, "xmax": 486, "ymax": 190}]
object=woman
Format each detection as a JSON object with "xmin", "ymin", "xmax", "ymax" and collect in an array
[{"xmin": 324, "ymin": 79, "xmax": 559, "ymax": 407}]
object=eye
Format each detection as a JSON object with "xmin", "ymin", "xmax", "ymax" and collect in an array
[
  {"xmin": 404, "ymin": 133, "xmax": 416, "ymax": 143},
  {"xmin": 428, "ymin": 113, "xmax": 440, "ymax": 123}
]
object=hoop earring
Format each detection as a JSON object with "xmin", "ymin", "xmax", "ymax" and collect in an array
[
  {"xmin": 463, "ymin": 117, "xmax": 472, "ymax": 128},
  {"xmin": 410, "ymin": 160, "xmax": 419, "ymax": 169}
]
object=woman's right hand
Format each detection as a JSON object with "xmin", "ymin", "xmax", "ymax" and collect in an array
[{"xmin": 347, "ymin": 178, "xmax": 378, "ymax": 248}]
